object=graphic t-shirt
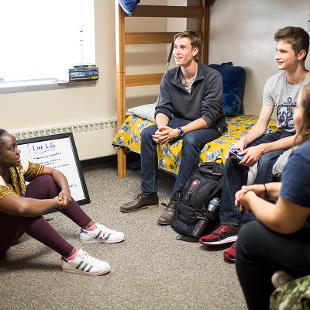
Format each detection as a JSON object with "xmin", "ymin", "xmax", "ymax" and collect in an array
[{"xmin": 263, "ymin": 72, "xmax": 310, "ymax": 132}]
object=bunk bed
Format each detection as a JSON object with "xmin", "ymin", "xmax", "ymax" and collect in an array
[{"xmin": 112, "ymin": 1, "xmax": 276, "ymax": 177}]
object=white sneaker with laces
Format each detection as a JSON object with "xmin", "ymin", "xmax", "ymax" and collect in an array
[
  {"xmin": 61, "ymin": 249, "xmax": 111, "ymax": 276},
  {"xmin": 80, "ymin": 223, "xmax": 124, "ymax": 244}
]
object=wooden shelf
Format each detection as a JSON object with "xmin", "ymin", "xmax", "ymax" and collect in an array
[
  {"xmin": 133, "ymin": 5, "xmax": 203, "ymax": 18},
  {"xmin": 126, "ymin": 32, "xmax": 176, "ymax": 44},
  {"xmin": 126, "ymin": 73, "xmax": 163, "ymax": 87},
  {"xmin": 125, "ymin": 32, "xmax": 202, "ymax": 44}
]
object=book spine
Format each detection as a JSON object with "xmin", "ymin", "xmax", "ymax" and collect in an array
[
  {"xmin": 69, "ymin": 68, "xmax": 99, "ymax": 73},
  {"xmin": 73, "ymin": 64, "xmax": 96, "ymax": 69},
  {"xmin": 69, "ymin": 71, "xmax": 99, "ymax": 77},
  {"xmin": 69, "ymin": 76, "xmax": 99, "ymax": 81}
]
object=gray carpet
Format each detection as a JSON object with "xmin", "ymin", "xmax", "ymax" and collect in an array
[{"xmin": 0, "ymin": 163, "xmax": 246, "ymax": 310}]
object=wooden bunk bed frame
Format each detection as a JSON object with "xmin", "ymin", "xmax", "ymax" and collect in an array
[{"xmin": 115, "ymin": 0, "xmax": 210, "ymax": 177}]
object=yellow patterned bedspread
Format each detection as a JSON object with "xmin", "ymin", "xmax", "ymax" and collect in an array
[{"xmin": 112, "ymin": 115, "xmax": 277, "ymax": 175}]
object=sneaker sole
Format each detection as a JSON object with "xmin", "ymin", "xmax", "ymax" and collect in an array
[
  {"xmin": 223, "ymin": 255, "xmax": 235, "ymax": 264},
  {"xmin": 80, "ymin": 237, "xmax": 125, "ymax": 244},
  {"xmin": 157, "ymin": 217, "xmax": 172, "ymax": 225},
  {"xmin": 62, "ymin": 266, "xmax": 111, "ymax": 276},
  {"xmin": 200, "ymin": 235, "xmax": 238, "ymax": 246},
  {"xmin": 157, "ymin": 221, "xmax": 171, "ymax": 226},
  {"xmin": 120, "ymin": 204, "xmax": 159, "ymax": 213}
]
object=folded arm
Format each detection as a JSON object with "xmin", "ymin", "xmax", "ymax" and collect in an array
[
  {"xmin": 0, "ymin": 192, "xmax": 64, "ymax": 217},
  {"xmin": 43, "ymin": 166, "xmax": 72, "ymax": 206},
  {"xmin": 237, "ymin": 189, "xmax": 310, "ymax": 234}
]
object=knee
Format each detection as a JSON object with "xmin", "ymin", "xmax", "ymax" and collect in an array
[
  {"xmin": 258, "ymin": 153, "xmax": 275, "ymax": 170},
  {"xmin": 25, "ymin": 174, "xmax": 59, "ymax": 199},
  {"xmin": 141, "ymin": 125, "xmax": 156, "ymax": 142},
  {"xmin": 237, "ymin": 221, "xmax": 263, "ymax": 254},
  {"xmin": 224, "ymin": 157, "xmax": 243, "ymax": 175},
  {"xmin": 35, "ymin": 174, "xmax": 55, "ymax": 187},
  {"xmin": 182, "ymin": 134, "xmax": 200, "ymax": 151}
]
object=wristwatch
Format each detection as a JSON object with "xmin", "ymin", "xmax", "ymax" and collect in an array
[{"xmin": 177, "ymin": 127, "xmax": 185, "ymax": 137}]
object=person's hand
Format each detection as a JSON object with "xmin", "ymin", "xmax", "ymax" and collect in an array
[
  {"xmin": 152, "ymin": 126, "xmax": 178, "ymax": 144},
  {"xmin": 235, "ymin": 187, "xmax": 248, "ymax": 212},
  {"xmin": 242, "ymin": 184, "xmax": 266, "ymax": 198},
  {"xmin": 235, "ymin": 186, "xmax": 257, "ymax": 212},
  {"xmin": 53, "ymin": 196, "xmax": 67, "ymax": 209},
  {"xmin": 233, "ymin": 139, "xmax": 246, "ymax": 151},
  {"xmin": 57, "ymin": 188, "xmax": 72, "ymax": 207},
  {"xmin": 239, "ymin": 144, "xmax": 267, "ymax": 166}
]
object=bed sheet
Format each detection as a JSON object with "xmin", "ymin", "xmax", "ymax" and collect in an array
[{"xmin": 112, "ymin": 114, "xmax": 277, "ymax": 175}]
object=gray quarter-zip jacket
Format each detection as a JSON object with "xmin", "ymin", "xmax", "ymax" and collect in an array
[{"xmin": 155, "ymin": 63, "xmax": 227, "ymax": 134}]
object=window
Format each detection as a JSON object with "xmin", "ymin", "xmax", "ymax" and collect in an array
[{"xmin": 0, "ymin": 0, "xmax": 95, "ymax": 86}]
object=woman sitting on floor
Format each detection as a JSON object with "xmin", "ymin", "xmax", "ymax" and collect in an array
[
  {"xmin": 234, "ymin": 83, "xmax": 310, "ymax": 310},
  {"xmin": 0, "ymin": 129, "xmax": 124, "ymax": 276}
]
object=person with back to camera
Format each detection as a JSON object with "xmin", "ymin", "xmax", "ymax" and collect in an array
[
  {"xmin": 120, "ymin": 31, "xmax": 227, "ymax": 225},
  {"xmin": 200, "ymin": 26, "xmax": 310, "ymax": 262},
  {"xmin": 0, "ymin": 129, "xmax": 124, "ymax": 276},
  {"xmin": 234, "ymin": 82, "xmax": 310, "ymax": 310}
]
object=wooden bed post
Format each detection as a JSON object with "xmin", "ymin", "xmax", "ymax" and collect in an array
[
  {"xmin": 186, "ymin": 0, "xmax": 209, "ymax": 64},
  {"xmin": 115, "ymin": 1, "xmax": 127, "ymax": 178},
  {"xmin": 201, "ymin": 0, "xmax": 210, "ymax": 64}
]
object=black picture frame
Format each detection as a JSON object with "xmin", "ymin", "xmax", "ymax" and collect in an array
[{"xmin": 17, "ymin": 133, "xmax": 90, "ymax": 205}]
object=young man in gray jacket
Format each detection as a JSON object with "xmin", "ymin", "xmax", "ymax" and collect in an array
[{"xmin": 120, "ymin": 31, "xmax": 226, "ymax": 225}]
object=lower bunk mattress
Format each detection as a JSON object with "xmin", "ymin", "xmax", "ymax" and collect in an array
[{"xmin": 112, "ymin": 114, "xmax": 277, "ymax": 176}]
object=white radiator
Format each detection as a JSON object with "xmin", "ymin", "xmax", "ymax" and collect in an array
[{"xmin": 11, "ymin": 119, "xmax": 117, "ymax": 160}]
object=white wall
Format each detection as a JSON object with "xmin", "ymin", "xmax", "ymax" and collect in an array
[
  {"xmin": 1, "ymin": 0, "xmax": 118, "ymax": 160},
  {"xmin": 208, "ymin": 0, "xmax": 310, "ymax": 115},
  {"xmin": 0, "ymin": 0, "xmax": 168, "ymax": 160},
  {"xmin": 125, "ymin": 0, "xmax": 168, "ymax": 108},
  {"xmin": 2, "ymin": 0, "xmax": 309, "ymax": 160}
]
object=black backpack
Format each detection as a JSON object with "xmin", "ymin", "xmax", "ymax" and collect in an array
[{"xmin": 170, "ymin": 161, "xmax": 224, "ymax": 241}]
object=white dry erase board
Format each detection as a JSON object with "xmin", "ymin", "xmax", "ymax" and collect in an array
[{"xmin": 17, "ymin": 133, "xmax": 90, "ymax": 205}]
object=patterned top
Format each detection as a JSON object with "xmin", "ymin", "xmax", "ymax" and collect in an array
[{"xmin": 0, "ymin": 160, "xmax": 44, "ymax": 200}]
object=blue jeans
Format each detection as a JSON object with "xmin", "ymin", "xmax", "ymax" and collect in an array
[
  {"xmin": 219, "ymin": 130, "xmax": 295, "ymax": 226},
  {"xmin": 140, "ymin": 118, "xmax": 220, "ymax": 199}
]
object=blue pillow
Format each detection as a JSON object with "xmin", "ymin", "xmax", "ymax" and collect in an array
[{"xmin": 209, "ymin": 62, "xmax": 246, "ymax": 116}]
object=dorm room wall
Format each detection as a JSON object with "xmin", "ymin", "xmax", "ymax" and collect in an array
[
  {"xmin": 1, "ymin": 0, "xmax": 309, "ymax": 160},
  {"xmin": 208, "ymin": 0, "xmax": 310, "ymax": 115},
  {"xmin": 0, "ymin": 0, "xmax": 119, "ymax": 160},
  {"xmin": 0, "ymin": 0, "xmax": 166, "ymax": 161}
]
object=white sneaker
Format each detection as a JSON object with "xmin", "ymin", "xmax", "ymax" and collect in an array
[
  {"xmin": 80, "ymin": 223, "xmax": 125, "ymax": 244},
  {"xmin": 61, "ymin": 249, "xmax": 111, "ymax": 276}
]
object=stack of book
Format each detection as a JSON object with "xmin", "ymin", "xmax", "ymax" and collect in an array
[{"xmin": 69, "ymin": 64, "xmax": 99, "ymax": 81}]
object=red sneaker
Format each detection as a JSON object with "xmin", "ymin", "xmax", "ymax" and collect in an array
[
  {"xmin": 223, "ymin": 241, "xmax": 237, "ymax": 263},
  {"xmin": 199, "ymin": 224, "xmax": 239, "ymax": 245}
]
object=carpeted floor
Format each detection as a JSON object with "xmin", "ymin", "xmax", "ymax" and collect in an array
[{"xmin": 0, "ymin": 162, "xmax": 246, "ymax": 310}]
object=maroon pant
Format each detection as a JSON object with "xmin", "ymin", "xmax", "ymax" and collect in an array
[{"xmin": 0, "ymin": 174, "xmax": 91, "ymax": 257}]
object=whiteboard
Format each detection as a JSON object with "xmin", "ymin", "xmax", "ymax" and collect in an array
[{"xmin": 17, "ymin": 133, "xmax": 90, "ymax": 205}]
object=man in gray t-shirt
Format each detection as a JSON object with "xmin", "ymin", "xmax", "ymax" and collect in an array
[
  {"xmin": 199, "ymin": 26, "xmax": 310, "ymax": 263},
  {"xmin": 263, "ymin": 71, "xmax": 310, "ymax": 131}
]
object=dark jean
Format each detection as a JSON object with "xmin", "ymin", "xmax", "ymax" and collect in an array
[
  {"xmin": 140, "ymin": 118, "xmax": 220, "ymax": 199},
  {"xmin": 0, "ymin": 174, "xmax": 91, "ymax": 257},
  {"xmin": 219, "ymin": 130, "xmax": 295, "ymax": 226},
  {"xmin": 236, "ymin": 221, "xmax": 310, "ymax": 310}
]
